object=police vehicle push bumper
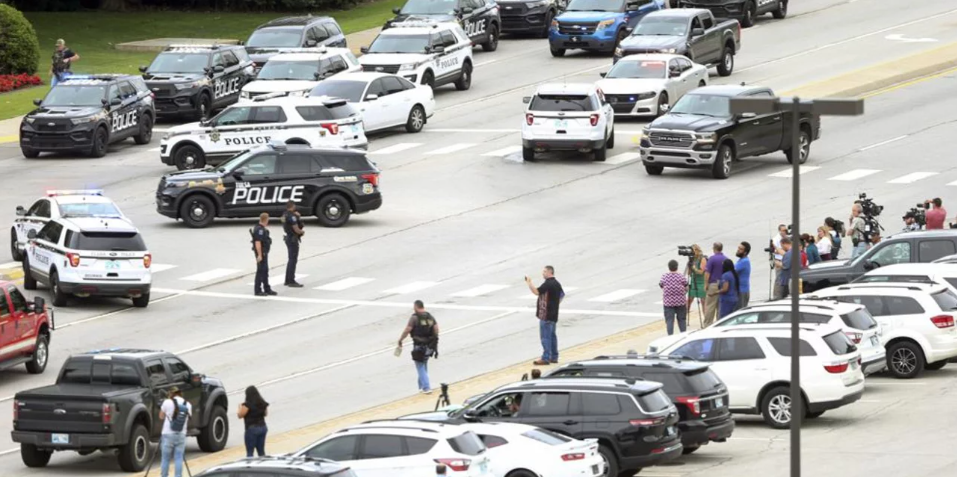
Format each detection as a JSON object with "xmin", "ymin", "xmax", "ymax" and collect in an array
[
  {"xmin": 549, "ymin": 14, "xmax": 624, "ymax": 53},
  {"xmin": 55, "ymin": 279, "xmax": 152, "ymax": 299},
  {"xmin": 149, "ymin": 81, "xmax": 209, "ymax": 117},
  {"xmin": 20, "ymin": 113, "xmax": 104, "ymax": 153},
  {"xmin": 500, "ymin": 1, "xmax": 553, "ymax": 34},
  {"xmin": 639, "ymin": 130, "xmax": 719, "ymax": 169},
  {"xmin": 523, "ymin": 137, "xmax": 605, "ymax": 152}
]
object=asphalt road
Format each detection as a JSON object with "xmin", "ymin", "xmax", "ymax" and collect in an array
[{"xmin": 0, "ymin": 0, "xmax": 956, "ymax": 475}]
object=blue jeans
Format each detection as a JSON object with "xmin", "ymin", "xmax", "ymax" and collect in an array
[
  {"xmin": 663, "ymin": 306, "xmax": 687, "ymax": 335},
  {"xmin": 50, "ymin": 71, "xmax": 71, "ymax": 87},
  {"xmin": 851, "ymin": 242, "xmax": 868, "ymax": 259},
  {"xmin": 244, "ymin": 425, "xmax": 267, "ymax": 457},
  {"xmin": 719, "ymin": 298, "xmax": 737, "ymax": 319},
  {"xmin": 540, "ymin": 320, "xmax": 558, "ymax": 362},
  {"xmin": 160, "ymin": 433, "xmax": 186, "ymax": 477},
  {"xmin": 415, "ymin": 359, "xmax": 430, "ymax": 391}
]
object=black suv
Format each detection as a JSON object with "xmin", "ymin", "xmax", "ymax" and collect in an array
[
  {"xmin": 20, "ymin": 74, "xmax": 155, "ymax": 158},
  {"xmin": 498, "ymin": 0, "xmax": 561, "ymax": 37},
  {"xmin": 196, "ymin": 456, "xmax": 357, "ymax": 477},
  {"xmin": 802, "ymin": 230, "xmax": 957, "ymax": 292},
  {"xmin": 245, "ymin": 16, "xmax": 348, "ymax": 70},
  {"xmin": 155, "ymin": 142, "xmax": 382, "ymax": 228},
  {"xmin": 546, "ymin": 355, "xmax": 733, "ymax": 455},
  {"xmin": 387, "ymin": 0, "xmax": 502, "ymax": 51},
  {"xmin": 141, "ymin": 45, "xmax": 255, "ymax": 120}
]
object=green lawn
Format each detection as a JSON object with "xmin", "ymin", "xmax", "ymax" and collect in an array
[{"xmin": 0, "ymin": 0, "xmax": 402, "ymax": 121}]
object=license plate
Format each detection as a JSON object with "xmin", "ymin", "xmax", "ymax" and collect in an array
[
  {"xmin": 105, "ymin": 260, "xmax": 120, "ymax": 269},
  {"xmin": 715, "ymin": 396, "xmax": 724, "ymax": 408},
  {"xmin": 553, "ymin": 119, "xmax": 568, "ymax": 128},
  {"xmin": 572, "ymin": 36, "xmax": 580, "ymax": 42},
  {"xmin": 51, "ymin": 433, "xmax": 69, "ymax": 444},
  {"xmin": 351, "ymin": 124, "xmax": 359, "ymax": 133},
  {"xmin": 362, "ymin": 183, "xmax": 373, "ymax": 195},
  {"xmin": 479, "ymin": 460, "xmax": 488, "ymax": 474}
]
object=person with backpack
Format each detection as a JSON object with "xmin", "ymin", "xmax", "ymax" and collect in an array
[
  {"xmin": 158, "ymin": 386, "xmax": 192, "ymax": 477},
  {"xmin": 238, "ymin": 385, "xmax": 270, "ymax": 457},
  {"xmin": 398, "ymin": 300, "xmax": 439, "ymax": 394}
]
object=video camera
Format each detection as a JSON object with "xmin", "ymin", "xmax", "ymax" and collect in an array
[
  {"xmin": 677, "ymin": 245, "xmax": 696, "ymax": 257},
  {"xmin": 905, "ymin": 203, "xmax": 927, "ymax": 228},
  {"xmin": 858, "ymin": 193, "xmax": 883, "ymax": 217}
]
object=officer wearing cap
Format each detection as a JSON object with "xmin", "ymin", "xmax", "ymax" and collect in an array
[
  {"xmin": 902, "ymin": 212, "xmax": 921, "ymax": 232},
  {"xmin": 51, "ymin": 39, "xmax": 80, "ymax": 87},
  {"xmin": 252, "ymin": 213, "xmax": 277, "ymax": 296},
  {"xmin": 282, "ymin": 200, "xmax": 305, "ymax": 288}
]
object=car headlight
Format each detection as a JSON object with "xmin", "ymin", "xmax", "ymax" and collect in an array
[
  {"xmin": 659, "ymin": 48, "xmax": 677, "ymax": 54},
  {"xmin": 162, "ymin": 134, "xmax": 170, "ymax": 141},
  {"xmin": 174, "ymin": 79, "xmax": 209, "ymax": 90},
  {"xmin": 527, "ymin": 0, "xmax": 548, "ymax": 8},
  {"xmin": 635, "ymin": 92, "xmax": 657, "ymax": 100},
  {"xmin": 70, "ymin": 111, "xmax": 107, "ymax": 125},
  {"xmin": 596, "ymin": 19, "xmax": 616, "ymax": 31},
  {"xmin": 614, "ymin": 47, "xmax": 623, "ymax": 56},
  {"xmin": 166, "ymin": 182, "xmax": 188, "ymax": 188},
  {"xmin": 240, "ymin": 91, "xmax": 250, "ymax": 99},
  {"xmin": 24, "ymin": 117, "xmax": 35, "ymax": 124},
  {"xmin": 695, "ymin": 132, "xmax": 717, "ymax": 143},
  {"xmin": 399, "ymin": 63, "xmax": 416, "ymax": 72},
  {"xmin": 551, "ymin": 19, "xmax": 559, "ymax": 29}
]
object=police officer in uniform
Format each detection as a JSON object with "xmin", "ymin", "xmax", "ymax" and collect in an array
[
  {"xmin": 252, "ymin": 212, "xmax": 277, "ymax": 296},
  {"xmin": 282, "ymin": 201, "xmax": 305, "ymax": 288}
]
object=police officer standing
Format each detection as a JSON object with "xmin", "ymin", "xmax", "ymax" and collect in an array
[
  {"xmin": 252, "ymin": 213, "xmax": 277, "ymax": 296},
  {"xmin": 282, "ymin": 201, "xmax": 305, "ymax": 288}
]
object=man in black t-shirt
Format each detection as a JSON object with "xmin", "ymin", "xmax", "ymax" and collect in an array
[
  {"xmin": 51, "ymin": 39, "xmax": 80, "ymax": 87},
  {"xmin": 526, "ymin": 265, "xmax": 564, "ymax": 365},
  {"xmin": 281, "ymin": 201, "xmax": 305, "ymax": 288}
]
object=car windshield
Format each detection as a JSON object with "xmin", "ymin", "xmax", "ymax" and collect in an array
[
  {"xmin": 59, "ymin": 202, "xmax": 122, "ymax": 218},
  {"xmin": 368, "ymin": 34, "xmax": 430, "ymax": 54},
  {"xmin": 566, "ymin": 0, "xmax": 624, "ymax": 13},
  {"xmin": 400, "ymin": 0, "xmax": 457, "ymax": 14},
  {"xmin": 148, "ymin": 53, "xmax": 208, "ymax": 74},
  {"xmin": 42, "ymin": 85, "xmax": 106, "ymax": 107},
  {"xmin": 310, "ymin": 80, "xmax": 367, "ymax": 103},
  {"xmin": 931, "ymin": 289, "xmax": 957, "ymax": 310},
  {"xmin": 257, "ymin": 60, "xmax": 318, "ymax": 80},
  {"xmin": 217, "ymin": 149, "xmax": 258, "ymax": 172},
  {"xmin": 530, "ymin": 94, "xmax": 598, "ymax": 112},
  {"xmin": 669, "ymin": 94, "xmax": 730, "ymax": 117},
  {"xmin": 606, "ymin": 60, "xmax": 667, "ymax": 79},
  {"xmin": 632, "ymin": 16, "xmax": 688, "ymax": 36},
  {"xmin": 247, "ymin": 28, "xmax": 303, "ymax": 48}
]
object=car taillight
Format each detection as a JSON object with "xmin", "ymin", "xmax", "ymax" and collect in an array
[
  {"xmin": 676, "ymin": 396, "xmax": 701, "ymax": 417},
  {"xmin": 590, "ymin": 113, "xmax": 599, "ymax": 126},
  {"xmin": 844, "ymin": 332, "xmax": 863, "ymax": 344},
  {"xmin": 435, "ymin": 458, "xmax": 470, "ymax": 472},
  {"xmin": 102, "ymin": 403, "xmax": 112, "ymax": 424},
  {"xmin": 66, "ymin": 252, "xmax": 80, "ymax": 267},
  {"xmin": 629, "ymin": 417, "xmax": 664, "ymax": 427},
  {"xmin": 930, "ymin": 315, "xmax": 955, "ymax": 329},
  {"xmin": 143, "ymin": 253, "xmax": 152, "ymax": 268},
  {"xmin": 526, "ymin": 113, "xmax": 534, "ymax": 125},
  {"xmin": 823, "ymin": 362, "xmax": 849, "ymax": 374},
  {"xmin": 561, "ymin": 453, "xmax": 586, "ymax": 461},
  {"xmin": 320, "ymin": 122, "xmax": 339, "ymax": 135},
  {"xmin": 361, "ymin": 173, "xmax": 379, "ymax": 187}
]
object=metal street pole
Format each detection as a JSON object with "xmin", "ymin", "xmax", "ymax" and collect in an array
[{"xmin": 789, "ymin": 96, "xmax": 801, "ymax": 477}]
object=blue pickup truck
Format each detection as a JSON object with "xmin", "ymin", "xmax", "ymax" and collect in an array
[{"xmin": 549, "ymin": 0, "xmax": 665, "ymax": 57}]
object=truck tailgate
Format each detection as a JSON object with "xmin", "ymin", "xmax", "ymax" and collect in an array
[{"xmin": 15, "ymin": 384, "xmax": 137, "ymax": 433}]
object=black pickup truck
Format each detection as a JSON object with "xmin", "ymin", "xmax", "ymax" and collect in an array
[
  {"xmin": 11, "ymin": 349, "xmax": 229, "ymax": 471},
  {"xmin": 677, "ymin": 0, "xmax": 788, "ymax": 28},
  {"xmin": 638, "ymin": 84, "xmax": 820, "ymax": 179}
]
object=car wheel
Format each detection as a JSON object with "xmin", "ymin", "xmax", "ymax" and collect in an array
[
  {"xmin": 22, "ymin": 259, "xmax": 37, "ymax": 290},
  {"xmin": 21, "ymin": 147, "xmax": 40, "ymax": 158},
  {"xmin": 761, "ymin": 386, "xmax": 802, "ymax": 429},
  {"xmin": 712, "ymin": 143, "xmax": 733, "ymax": 179},
  {"xmin": 132, "ymin": 293, "xmax": 150, "ymax": 308},
  {"xmin": 806, "ymin": 411, "xmax": 825, "ymax": 419},
  {"xmin": 742, "ymin": 1, "xmax": 757, "ymax": 27},
  {"xmin": 25, "ymin": 334, "xmax": 49, "ymax": 374},
  {"xmin": 482, "ymin": 24, "xmax": 499, "ymax": 52},
  {"xmin": 20, "ymin": 444, "xmax": 52, "ymax": 468},
  {"xmin": 594, "ymin": 141, "xmax": 607, "ymax": 162},
  {"xmin": 454, "ymin": 61, "xmax": 472, "ymax": 91},
  {"xmin": 316, "ymin": 193, "xmax": 351, "ymax": 227},
  {"xmin": 522, "ymin": 146, "xmax": 535, "ymax": 162},
  {"xmin": 598, "ymin": 444, "xmax": 619, "ymax": 477},
  {"xmin": 198, "ymin": 406, "xmax": 229, "ymax": 452},
  {"xmin": 173, "ymin": 144, "xmax": 206, "ymax": 170},
  {"xmin": 89, "ymin": 127, "xmax": 109, "ymax": 158},
  {"xmin": 422, "ymin": 70, "xmax": 436, "ymax": 89},
  {"xmin": 50, "ymin": 270, "xmax": 68, "ymax": 307},
  {"xmin": 645, "ymin": 164, "xmax": 664, "ymax": 175},
  {"xmin": 197, "ymin": 93, "xmax": 213, "ymax": 121},
  {"xmin": 887, "ymin": 341, "xmax": 924, "ymax": 378},
  {"xmin": 117, "ymin": 423, "xmax": 151, "ymax": 472},
  {"xmin": 785, "ymin": 129, "xmax": 810, "ymax": 164},
  {"xmin": 133, "ymin": 113, "xmax": 153, "ymax": 145},
  {"xmin": 607, "ymin": 128, "xmax": 615, "ymax": 148},
  {"xmin": 540, "ymin": 11, "xmax": 554, "ymax": 38},
  {"xmin": 10, "ymin": 228, "xmax": 23, "ymax": 262},
  {"xmin": 406, "ymin": 105, "xmax": 426, "ymax": 133},
  {"xmin": 717, "ymin": 47, "xmax": 734, "ymax": 76},
  {"xmin": 180, "ymin": 194, "xmax": 216, "ymax": 229},
  {"xmin": 656, "ymin": 92, "xmax": 670, "ymax": 117},
  {"xmin": 925, "ymin": 360, "xmax": 947, "ymax": 371},
  {"xmin": 550, "ymin": 47, "xmax": 566, "ymax": 57},
  {"xmin": 773, "ymin": 0, "xmax": 788, "ymax": 19}
]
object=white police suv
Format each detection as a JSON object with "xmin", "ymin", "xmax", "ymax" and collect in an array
[
  {"xmin": 160, "ymin": 96, "xmax": 367, "ymax": 170},
  {"xmin": 11, "ymin": 190, "xmax": 127, "ymax": 262},
  {"xmin": 358, "ymin": 21, "xmax": 473, "ymax": 91},
  {"xmin": 238, "ymin": 48, "xmax": 361, "ymax": 102},
  {"xmin": 22, "ymin": 217, "xmax": 152, "ymax": 308}
]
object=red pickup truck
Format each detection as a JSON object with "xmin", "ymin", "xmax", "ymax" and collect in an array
[{"xmin": 0, "ymin": 281, "xmax": 53, "ymax": 374}]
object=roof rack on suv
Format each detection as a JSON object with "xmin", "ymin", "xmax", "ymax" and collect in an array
[
  {"xmin": 835, "ymin": 283, "xmax": 932, "ymax": 291},
  {"xmin": 391, "ymin": 19, "xmax": 442, "ymax": 28},
  {"xmin": 165, "ymin": 44, "xmax": 225, "ymax": 50},
  {"xmin": 592, "ymin": 353, "xmax": 697, "ymax": 362},
  {"xmin": 356, "ymin": 419, "xmax": 448, "ymax": 431}
]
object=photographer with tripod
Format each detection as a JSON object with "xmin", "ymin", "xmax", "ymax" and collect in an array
[{"xmin": 680, "ymin": 245, "xmax": 707, "ymax": 325}]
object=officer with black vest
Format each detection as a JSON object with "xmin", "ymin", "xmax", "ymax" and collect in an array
[
  {"xmin": 282, "ymin": 200, "xmax": 305, "ymax": 288},
  {"xmin": 252, "ymin": 212, "xmax": 277, "ymax": 296},
  {"xmin": 397, "ymin": 300, "xmax": 439, "ymax": 394}
]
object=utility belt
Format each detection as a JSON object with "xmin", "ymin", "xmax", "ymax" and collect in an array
[{"xmin": 284, "ymin": 233, "xmax": 301, "ymax": 243}]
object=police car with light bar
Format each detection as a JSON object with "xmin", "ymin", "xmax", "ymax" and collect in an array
[
  {"xmin": 156, "ymin": 142, "xmax": 382, "ymax": 228},
  {"xmin": 386, "ymin": 0, "xmax": 502, "ymax": 51},
  {"xmin": 20, "ymin": 75, "xmax": 155, "ymax": 159},
  {"xmin": 141, "ymin": 44, "xmax": 255, "ymax": 120},
  {"xmin": 11, "ymin": 190, "xmax": 128, "ymax": 263},
  {"xmin": 359, "ymin": 21, "xmax": 474, "ymax": 90},
  {"xmin": 160, "ymin": 96, "xmax": 367, "ymax": 170},
  {"xmin": 238, "ymin": 48, "xmax": 361, "ymax": 102},
  {"xmin": 22, "ymin": 217, "xmax": 152, "ymax": 308}
]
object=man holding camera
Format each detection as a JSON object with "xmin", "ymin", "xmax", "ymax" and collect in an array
[
  {"xmin": 902, "ymin": 211, "xmax": 921, "ymax": 232},
  {"xmin": 925, "ymin": 198, "xmax": 946, "ymax": 230},
  {"xmin": 848, "ymin": 204, "xmax": 869, "ymax": 259},
  {"xmin": 775, "ymin": 238, "xmax": 794, "ymax": 299}
]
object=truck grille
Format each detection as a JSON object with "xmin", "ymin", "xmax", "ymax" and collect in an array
[
  {"xmin": 362, "ymin": 64, "xmax": 401, "ymax": 74},
  {"xmin": 35, "ymin": 120, "xmax": 72, "ymax": 132},
  {"xmin": 605, "ymin": 95, "xmax": 637, "ymax": 114},
  {"xmin": 500, "ymin": 3, "xmax": 529, "ymax": 14},
  {"xmin": 649, "ymin": 131, "xmax": 694, "ymax": 148},
  {"xmin": 558, "ymin": 22, "xmax": 597, "ymax": 35},
  {"xmin": 149, "ymin": 85, "xmax": 175, "ymax": 97}
]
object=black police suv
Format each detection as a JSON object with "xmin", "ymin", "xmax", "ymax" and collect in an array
[
  {"xmin": 245, "ymin": 16, "xmax": 347, "ymax": 70},
  {"xmin": 498, "ymin": 0, "xmax": 562, "ymax": 37},
  {"xmin": 156, "ymin": 143, "xmax": 382, "ymax": 228},
  {"xmin": 20, "ymin": 74, "xmax": 156, "ymax": 159},
  {"xmin": 547, "ymin": 354, "xmax": 734, "ymax": 455},
  {"xmin": 387, "ymin": 0, "xmax": 502, "ymax": 51},
  {"xmin": 141, "ymin": 45, "xmax": 255, "ymax": 121}
]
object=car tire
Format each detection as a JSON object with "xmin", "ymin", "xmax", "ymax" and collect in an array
[
  {"xmin": 785, "ymin": 128, "xmax": 810, "ymax": 164},
  {"xmin": 20, "ymin": 444, "xmax": 52, "ymax": 468},
  {"xmin": 316, "ymin": 193, "xmax": 351, "ymax": 228},
  {"xmin": 406, "ymin": 105, "xmax": 426, "ymax": 133},
  {"xmin": 612, "ymin": 28, "xmax": 627, "ymax": 54},
  {"xmin": 656, "ymin": 92, "xmax": 669, "ymax": 117},
  {"xmin": 180, "ymin": 194, "xmax": 216, "ymax": 229},
  {"xmin": 712, "ymin": 143, "xmax": 733, "ymax": 179},
  {"xmin": 89, "ymin": 127, "xmax": 109, "ymax": 158},
  {"xmin": 422, "ymin": 70, "xmax": 436, "ymax": 89},
  {"xmin": 806, "ymin": 411, "xmax": 825, "ymax": 419},
  {"xmin": 682, "ymin": 445, "xmax": 700, "ymax": 455},
  {"xmin": 594, "ymin": 142, "xmax": 607, "ymax": 162},
  {"xmin": 197, "ymin": 93, "xmax": 213, "ymax": 121},
  {"xmin": 117, "ymin": 423, "xmax": 151, "ymax": 472},
  {"xmin": 742, "ymin": 1, "xmax": 757, "ymax": 27},
  {"xmin": 133, "ymin": 113, "xmax": 153, "ymax": 145},
  {"xmin": 716, "ymin": 47, "xmax": 734, "ymax": 77},
  {"xmin": 173, "ymin": 144, "xmax": 206, "ymax": 171},
  {"xmin": 645, "ymin": 164, "xmax": 664, "ymax": 175},
  {"xmin": 887, "ymin": 341, "xmax": 924, "ymax": 378},
  {"xmin": 760, "ymin": 385, "xmax": 802, "ymax": 429},
  {"xmin": 773, "ymin": 0, "xmax": 788, "ymax": 19},
  {"xmin": 540, "ymin": 11, "xmax": 554, "ymax": 38},
  {"xmin": 198, "ymin": 405, "xmax": 229, "ymax": 452},
  {"xmin": 50, "ymin": 270, "xmax": 68, "ymax": 307},
  {"xmin": 924, "ymin": 360, "xmax": 947, "ymax": 371},
  {"xmin": 23, "ymin": 259, "xmax": 37, "ymax": 290},
  {"xmin": 598, "ymin": 445, "xmax": 620, "ymax": 477},
  {"xmin": 607, "ymin": 127, "xmax": 615, "ymax": 149},
  {"xmin": 550, "ymin": 47, "xmax": 566, "ymax": 57},
  {"xmin": 10, "ymin": 228, "xmax": 23, "ymax": 262},
  {"xmin": 25, "ymin": 334, "xmax": 49, "ymax": 374},
  {"xmin": 132, "ymin": 293, "xmax": 150, "ymax": 308},
  {"xmin": 482, "ymin": 24, "xmax": 499, "ymax": 52},
  {"xmin": 21, "ymin": 147, "xmax": 40, "ymax": 158},
  {"xmin": 522, "ymin": 146, "xmax": 535, "ymax": 162},
  {"xmin": 454, "ymin": 61, "xmax": 472, "ymax": 91}
]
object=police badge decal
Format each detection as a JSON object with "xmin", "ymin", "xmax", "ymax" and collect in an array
[{"xmin": 210, "ymin": 130, "xmax": 221, "ymax": 143}]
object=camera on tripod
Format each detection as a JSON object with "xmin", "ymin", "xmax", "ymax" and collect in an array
[{"xmin": 677, "ymin": 245, "xmax": 695, "ymax": 257}]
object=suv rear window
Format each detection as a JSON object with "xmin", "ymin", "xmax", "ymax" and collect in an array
[
  {"xmin": 69, "ymin": 232, "xmax": 147, "ymax": 252},
  {"xmin": 822, "ymin": 331, "xmax": 857, "ymax": 355},
  {"xmin": 521, "ymin": 428, "xmax": 571, "ymax": 445},
  {"xmin": 931, "ymin": 289, "xmax": 957, "ymax": 311},
  {"xmin": 840, "ymin": 309, "xmax": 878, "ymax": 330},
  {"xmin": 447, "ymin": 432, "xmax": 485, "ymax": 456},
  {"xmin": 59, "ymin": 359, "xmax": 142, "ymax": 386},
  {"xmin": 636, "ymin": 390, "xmax": 671, "ymax": 412},
  {"xmin": 683, "ymin": 367, "xmax": 722, "ymax": 392},
  {"xmin": 318, "ymin": 155, "xmax": 374, "ymax": 172},
  {"xmin": 296, "ymin": 104, "xmax": 359, "ymax": 121},
  {"xmin": 767, "ymin": 338, "xmax": 816, "ymax": 356},
  {"xmin": 530, "ymin": 94, "xmax": 598, "ymax": 112}
]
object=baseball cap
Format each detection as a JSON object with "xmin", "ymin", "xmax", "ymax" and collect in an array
[{"xmin": 56, "ymin": 39, "xmax": 65, "ymax": 46}]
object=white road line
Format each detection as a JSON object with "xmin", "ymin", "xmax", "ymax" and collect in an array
[
  {"xmin": 384, "ymin": 281, "xmax": 439, "ymax": 295},
  {"xmin": 768, "ymin": 166, "xmax": 821, "ymax": 178},
  {"xmin": 858, "ymin": 135, "xmax": 908, "ymax": 151},
  {"xmin": 866, "ymin": 381, "xmax": 927, "ymax": 386},
  {"xmin": 180, "ymin": 268, "xmax": 240, "ymax": 282},
  {"xmin": 947, "ymin": 180, "xmax": 957, "ymax": 187},
  {"xmin": 826, "ymin": 169, "xmax": 881, "ymax": 181},
  {"xmin": 425, "ymin": 143, "xmax": 476, "ymax": 155},
  {"xmin": 153, "ymin": 127, "xmax": 169, "ymax": 132},
  {"xmin": 605, "ymin": 152, "xmax": 640, "ymax": 165},
  {"xmin": 0, "ymin": 261, "xmax": 19, "ymax": 269},
  {"xmin": 887, "ymin": 172, "xmax": 938, "ymax": 184},
  {"xmin": 57, "ymin": 293, "xmax": 184, "ymax": 330},
  {"xmin": 313, "ymin": 277, "xmax": 375, "ymax": 291},
  {"xmin": 451, "ymin": 284, "xmax": 509, "ymax": 297},
  {"xmin": 518, "ymin": 286, "xmax": 578, "ymax": 299},
  {"xmin": 482, "ymin": 146, "xmax": 523, "ymax": 157},
  {"xmin": 247, "ymin": 274, "xmax": 307, "ymax": 286},
  {"xmin": 369, "ymin": 143, "xmax": 422, "ymax": 155},
  {"xmin": 427, "ymin": 128, "xmax": 518, "ymax": 133},
  {"xmin": 149, "ymin": 263, "xmax": 178, "ymax": 273},
  {"xmin": 148, "ymin": 147, "xmax": 161, "ymax": 152},
  {"xmin": 588, "ymin": 289, "xmax": 646, "ymax": 303}
]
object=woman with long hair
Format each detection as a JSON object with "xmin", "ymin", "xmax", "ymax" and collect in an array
[
  {"xmin": 816, "ymin": 226, "xmax": 833, "ymax": 261},
  {"xmin": 238, "ymin": 386, "xmax": 269, "ymax": 457},
  {"xmin": 717, "ymin": 259, "xmax": 739, "ymax": 319},
  {"xmin": 686, "ymin": 244, "xmax": 707, "ymax": 314}
]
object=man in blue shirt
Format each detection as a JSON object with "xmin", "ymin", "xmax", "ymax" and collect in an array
[
  {"xmin": 776, "ymin": 238, "xmax": 793, "ymax": 299},
  {"xmin": 735, "ymin": 241, "xmax": 751, "ymax": 310},
  {"xmin": 703, "ymin": 242, "xmax": 727, "ymax": 326}
]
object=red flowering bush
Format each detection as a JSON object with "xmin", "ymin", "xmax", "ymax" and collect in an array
[{"xmin": 0, "ymin": 73, "xmax": 42, "ymax": 93}]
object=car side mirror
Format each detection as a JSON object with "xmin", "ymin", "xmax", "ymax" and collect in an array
[
  {"xmin": 522, "ymin": 96, "xmax": 531, "ymax": 104},
  {"xmin": 462, "ymin": 410, "xmax": 479, "ymax": 422},
  {"xmin": 862, "ymin": 260, "xmax": 875, "ymax": 271},
  {"xmin": 190, "ymin": 373, "xmax": 203, "ymax": 384},
  {"xmin": 16, "ymin": 206, "xmax": 26, "ymax": 216},
  {"xmin": 33, "ymin": 99, "xmax": 42, "ymax": 106},
  {"xmin": 27, "ymin": 230, "xmax": 37, "ymax": 240},
  {"xmin": 460, "ymin": 7, "xmax": 474, "ymax": 14},
  {"xmin": 213, "ymin": 65, "xmax": 225, "ymax": 73},
  {"xmin": 691, "ymin": 28, "xmax": 705, "ymax": 37},
  {"xmin": 393, "ymin": 7, "xmax": 401, "ymax": 14},
  {"xmin": 232, "ymin": 170, "xmax": 245, "ymax": 179},
  {"xmin": 599, "ymin": 72, "xmax": 607, "ymax": 78},
  {"xmin": 305, "ymin": 39, "xmax": 317, "ymax": 47},
  {"xmin": 669, "ymin": 69, "xmax": 680, "ymax": 78},
  {"xmin": 110, "ymin": 98, "xmax": 122, "ymax": 106},
  {"xmin": 32, "ymin": 296, "xmax": 45, "ymax": 313},
  {"xmin": 360, "ymin": 46, "xmax": 369, "ymax": 54},
  {"xmin": 365, "ymin": 94, "xmax": 379, "ymax": 101},
  {"xmin": 431, "ymin": 45, "xmax": 445, "ymax": 54},
  {"xmin": 139, "ymin": 65, "xmax": 148, "ymax": 73}
]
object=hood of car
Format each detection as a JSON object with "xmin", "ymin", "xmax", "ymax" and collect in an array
[
  {"xmin": 26, "ymin": 106, "xmax": 103, "ymax": 119},
  {"xmin": 144, "ymin": 73, "xmax": 206, "ymax": 83},
  {"xmin": 389, "ymin": 13, "xmax": 458, "ymax": 25},
  {"xmin": 620, "ymin": 35, "xmax": 685, "ymax": 50},
  {"xmin": 649, "ymin": 113, "xmax": 731, "ymax": 132},
  {"xmin": 801, "ymin": 259, "xmax": 854, "ymax": 278},
  {"xmin": 596, "ymin": 78, "xmax": 666, "ymax": 94},
  {"xmin": 242, "ymin": 80, "xmax": 318, "ymax": 94},
  {"xmin": 557, "ymin": 11, "xmax": 622, "ymax": 23},
  {"xmin": 359, "ymin": 53, "xmax": 431, "ymax": 65},
  {"xmin": 162, "ymin": 169, "xmax": 224, "ymax": 184}
]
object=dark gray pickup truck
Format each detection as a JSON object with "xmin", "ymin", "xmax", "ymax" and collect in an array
[
  {"xmin": 615, "ymin": 8, "xmax": 740, "ymax": 77},
  {"xmin": 11, "ymin": 349, "xmax": 229, "ymax": 471}
]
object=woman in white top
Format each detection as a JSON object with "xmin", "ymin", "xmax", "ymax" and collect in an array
[{"xmin": 817, "ymin": 226, "xmax": 834, "ymax": 260}]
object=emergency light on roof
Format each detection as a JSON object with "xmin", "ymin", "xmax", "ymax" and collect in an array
[
  {"xmin": 166, "ymin": 44, "xmax": 223, "ymax": 50},
  {"xmin": 392, "ymin": 20, "xmax": 442, "ymax": 28},
  {"xmin": 251, "ymin": 92, "xmax": 289, "ymax": 102},
  {"xmin": 275, "ymin": 47, "xmax": 328, "ymax": 54},
  {"xmin": 47, "ymin": 189, "xmax": 104, "ymax": 197},
  {"xmin": 267, "ymin": 140, "xmax": 288, "ymax": 151}
]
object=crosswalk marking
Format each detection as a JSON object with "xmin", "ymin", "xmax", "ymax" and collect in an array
[
  {"xmin": 947, "ymin": 180, "xmax": 957, "ymax": 186},
  {"xmin": 588, "ymin": 289, "xmax": 646, "ymax": 303},
  {"xmin": 383, "ymin": 281, "xmax": 439, "ymax": 295},
  {"xmin": 181, "ymin": 268, "xmax": 240, "ymax": 282},
  {"xmin": 768, "ymin": 166, "xmax": 820, "ymax": 178},
  {"xmin": 482, "ymin": 146, "xmax": 523, "ymax": 157},
  {"xmin": 0, "ymin": 261, "xmax": 20, "ymax": 269},
  {"xmin": 518, "ymin": 286, "xmax": 578, "ymax": 299},
  {"xmin": 605, "ymin": 152, "xmax": 640, "ymax": 165},
  {"xmin": 426, "ymin": 143, "xmax": 476, "ymax": 155},
  {"xmin": 313, "ymin": 277, "xmax": 375, "ymax": 291},
  {"xmin": 370, "ymin": 143, "xmax": 422, "ymax": 155},
  {"xmin": 150, "ymin": 264, "xmax": 178, "ymax": 273},
  {"xmin": 451, "ymin": 284, "xmax": 509, "ymax": 297},
  {"xmin": 248, "ymin": 274, "xmax": 307, "ymax": 286},
  {"xmin": 827, "ymin": 169, "xmax": 881, "ymax": 181},
  {"xmin": 887, "ymin": 172, "xmax": 938, "ymax": 184}
]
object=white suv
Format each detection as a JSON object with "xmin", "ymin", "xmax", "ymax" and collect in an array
[
  {"xmin": 460, "ymin": 422, "xmax": 603, "ymax": 477},
  {"xmin": 359, "ymin": 21, "xmax": 473, "ymax": 91},
  {"xmin": 22, "ymin": 217, "xmax": 152, "ymax": 307},
  {"xmin": 293, "ymin": 420, "xmax": 492, "ymax": 477},
  {"xmin": 11, "ymin": 190, "xmax": 127, "ymax": 262},
  {"xmin": 650, "ymin": 324, "xmax": 864, "ymax": 428},
  {"xmin": 809, "ymin": 283, "xmax": 957, "ymax": 378},
  {"xmin": 854, "ymin": 263, "xmax": 957, "ymax": 295},
  {"xmin": 522, "ymin": 83, "xmax": 615, "ymax": 162},
  {"xmin": 239, "ymin": 48, "xmax": 361, "ymax": 102}
]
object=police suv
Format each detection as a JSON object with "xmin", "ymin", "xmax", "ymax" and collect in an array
[
  {"xmin": 22, "ymin": 217, "xmax": 152, "ymax": 308},
  {"xmin": 141, "ymin": 45, "xmax": 255, "ymax": 120},
  {"xmin": 239, "ymin": 48, "xmax": 361, "ymax": 102},
  {"xmin": 20, "ymin": 75, "xmax": 155, "ymax": 158},
  {"xmin": 156, "ymin": 142, "xmax": 382, "ymax": 228},
  {"xmin": 11, "ymin": 190, "xmax": 127, "ymax": 263},
  {"xmin": 359, "ymin": 21, "xmax": 474, "ymax": 90},
  {"xmin": 160, "ymin": 96, "xmax": 367, "ymax": 170},
  {"xmin": 245, "ymin": 16, "xmax": 348, "ymax": 70},
  {"xmin": 387, "ymin": 0, "xmax": 502, "ymax": 51}
]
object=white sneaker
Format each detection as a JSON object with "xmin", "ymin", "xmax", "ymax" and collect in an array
[{"xmin": 421, "ymin": 389, "xmax": 433, "ymax": 395}]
